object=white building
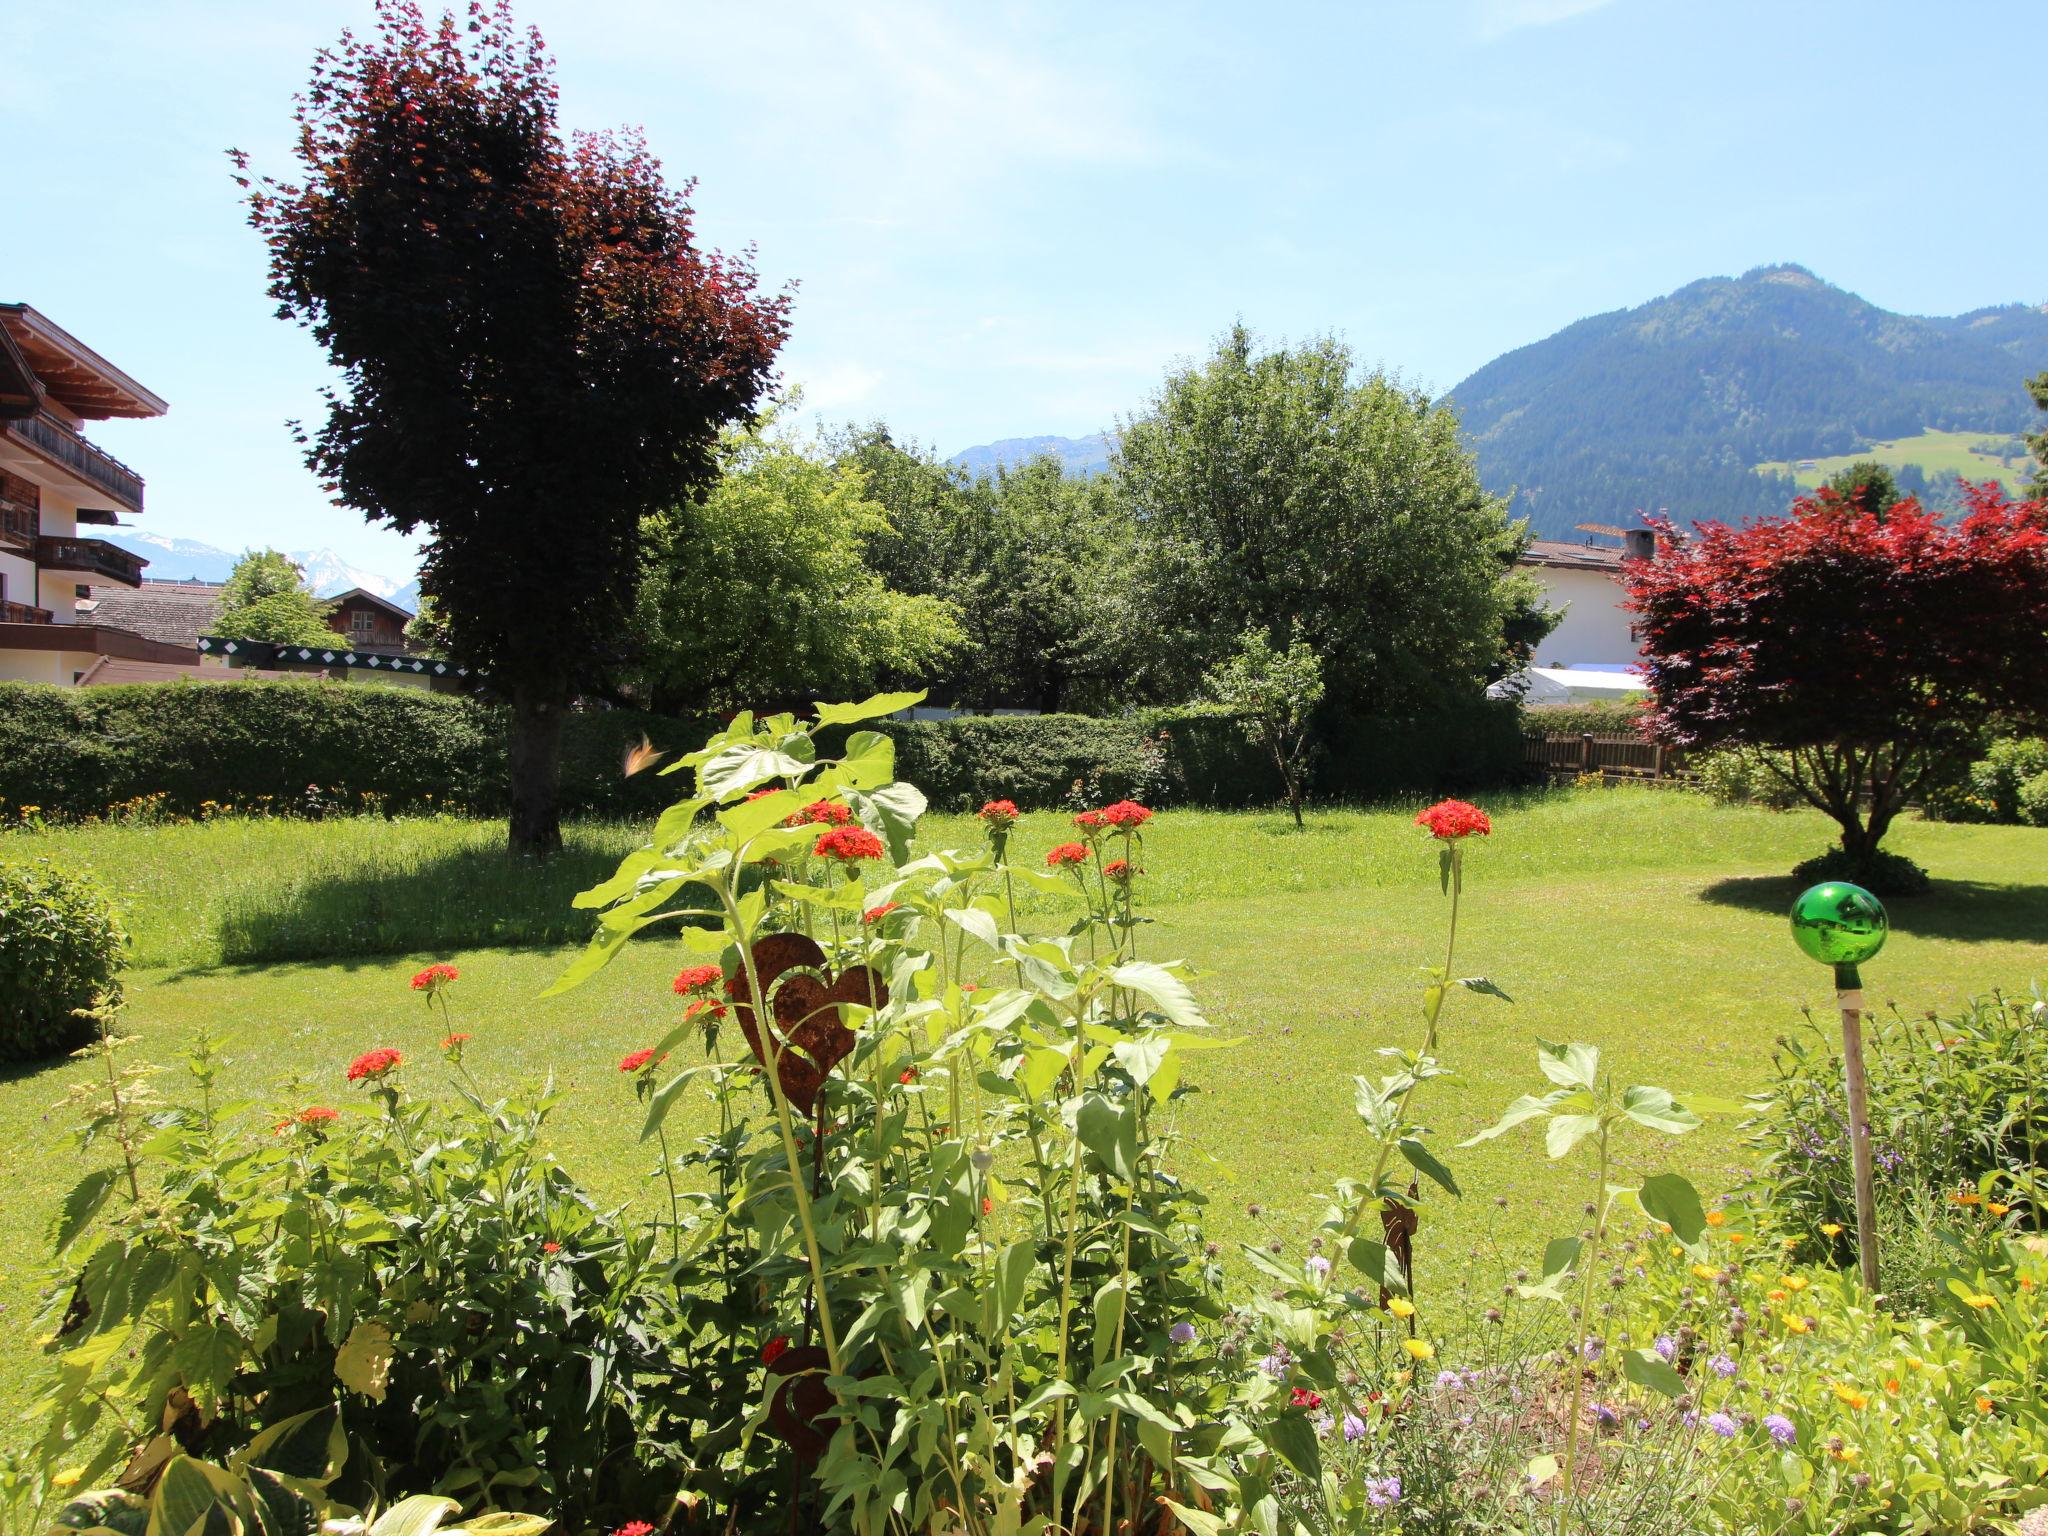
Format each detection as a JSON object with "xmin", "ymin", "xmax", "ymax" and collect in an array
[
  {"xmin": 1516, "ymin": 533, "xmax": 1646, "ymax": 671},
  {"xmin": 0, "ymin": 304, "xmax": 189, "ymax": 684}
]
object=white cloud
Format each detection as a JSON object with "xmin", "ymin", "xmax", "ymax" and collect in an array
[
  {"xmin": 1474, "ymin": 0, "xmax": 1622, "ymax": 41},
  {"xmin": 793, "ymin": 360, "xmax": 885, "ymax": 415}
]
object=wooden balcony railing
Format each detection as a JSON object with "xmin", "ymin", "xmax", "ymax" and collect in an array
[
  {"xmin": 0, "ymin": 502, "xmax": 33, "ymax": 552},
  {"xmin": 1, "ymin": 412, "xmax": 144, "ymax": 512},
  {"xmin": 0, "ymin": 599, "xmax": 53, "ymax": 624},
  {"xmin": 36, "ymin": 534, "xmax": 146, "ymax": 587}
]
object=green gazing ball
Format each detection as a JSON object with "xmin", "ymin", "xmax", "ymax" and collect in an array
[{"xmin": 1788, "ymin": 882, "xmax": 1888, "ymax": 967}]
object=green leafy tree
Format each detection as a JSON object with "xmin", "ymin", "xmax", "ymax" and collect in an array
[
  {"xmin": 235, "ymin": 1, "xmax": 789, "ymax": 852},
  {"xmin": 1116, "ymin": 324, "xmax": 1533, "ymax": 716},
  {"xmin": 1824, "ymin": 460, "xmax": 1903, "ymax": 517},
  {"xmin": 1204, "ymin": 623, "xmax": 1325, "ymax": 827},
  {"xmin": 2026, "ymin": 371, "xmax": 2048, "ymax": 499},
  {"xmin": 631, "ymin": 417, "xmax": 963, "ymax": 713},
  {"xmin": 212, "ymin": 549, "xmax": 334, "ymax": 645},
  {"xmin": 402, "ymin": 593, "xmax": 449, "ymax": 657}
]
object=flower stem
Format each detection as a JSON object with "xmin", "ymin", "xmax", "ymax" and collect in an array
[{"xmin": 1557, "ymin": 1122, "xmax": 1609, "ymax": 1536}]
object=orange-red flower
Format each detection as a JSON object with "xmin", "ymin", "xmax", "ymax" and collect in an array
[
  {"xmin": 410, "ymin": 962, "xmax": 459, "ymax": 992},
  {"xmin": 863, "ymin": 901, "xmax": 900, "ymax": 924},
  {"xmin": 978, "ymin": 799, "xmax": 1019, "ymax": 828},
  {"xmin": 685, "ymin": 999, "xmax": 726, "ymax": 1024},
  {"xmin": 673, "ymin": 964, "xmax": 723, "ymax": 995},
  {"xmin": 814, "ymin": 826, "xmax": 886, "ymax": 862},
  {"xmin": 298, "ymin": 1105, "xmax": 339, "ymax": 1125},
  {"xmin": 787, "ymin": 799, "xmax": 853, "ymax": 827},
  {"xmin": 440, "ymin": 1032, "xmax": 471, "ymax": 1052},
  {"xmin": 1103, "ymin": 857, "xmax": 1136, "ymax": 882},
  {"xmin": 1073, "ymin": 808, "xmax": 1109, "ymax": 831},
  {"xmin": 542, "ymin": 1240, "xmax": 561, "ymax": 1255},
  {"xmin": 899, "ymin": 1068, "xmax": 917, "ymax": 1084},
  {"xmin": 1046, "ymin": 842, "xmax": 1089, "ymax": 867},
  {"xmin": 346, "ymin": 1047, "xmax": 402, "ymax": 1082},
  {"xmin": 1414, "ymin": 800, "xmax": 1492, "ymax": 841},
  {"xmin": 619, "ymin": 1048, "xmax": 664, "ymax": 1074},
  {"xmin": 762, "ymin": 1335, "xmax": 791, "ymax": 1365},
  {"xmin": 612, "ymin": 1523, "xmax": 655, "ymax": 1536},
  {"xmin": 1100, "ymin": 800, "xmax": 1152, "ymax": 829}
]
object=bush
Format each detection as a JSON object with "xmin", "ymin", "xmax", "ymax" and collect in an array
[
  {"xmin": 1518, "ymin": 699, "xmax": 1651, "ymax": 739},
  {"xmin": 2021, "ymin": 769, "xmax": 2048, "ymax": 828},
  {"xmin": 1921, "ymin": 735, "xmax": 2048, "ymax": 824},
  {"xmin": 1791, "ymin": 842, "xmax": 1932, "ymax": 896},
  {"xmin": 0, "ymin": 858, "xmax": 126, "ymax": 1060},
  {"xmin": 1689, "ymin": 746, "xmax": 1807, "ymax": 810}
]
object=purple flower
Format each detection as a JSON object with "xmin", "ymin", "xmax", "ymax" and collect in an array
[
  {"xmin": 1312, "ymin": 1412, "xmax": 1333, "ymax": 1438},
  {"xmin": 1434, "ymin": 1369, "xmax": 1462, "ymax": 1391},
  {"xmin": 1764, "ymin": 1413, "xmax": 1796, "ymax": 1445},
  {"xmin": 1709, "ymin": 1353, "xmax": 1737, "ymax": 1378},
  {"xmin": 1341, "ymin": 1412, "xmax": 1367, "ymax": 1442},
  {"xmin": 1589, "ymin": 1402, "xmax": 1619, "ymax": 1428},
  {"xmin": 1705, "ymin": 1412, "xmax": 1739, "ymax": 1438},
  {"xmin": 1305, "ymin": 1254, "xmax": 1332, "ymax": 1280},
  {"xmin": 1257, "ymin": 1345, "xmax": 1293, "ymax": 1378},
  {"xmin": 1365, "ymin": 1475, "xmax": 1401, "ymax": 1508},
  {"xmin": 1654, "ymin": 1334, "xmax": 1678, "ymax": 1363},
  {"xmin": 1169, "ymin": 1321, "xmax": 1197, "ymax": 1345},
  {"xmin": 1581, "ymin": 1335, "xmax": 1604, "ymax": 1362}
]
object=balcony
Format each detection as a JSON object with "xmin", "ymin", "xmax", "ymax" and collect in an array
[
  {"xmin": 0, "ymin": 599, "xmax": 52, "ymax": 624},
  {"xmin": 0, "ymin": 503, "xmax": 32, "ymax": 553},
  {"xmin": 1, "ymin": 412, "xmax": 144, "ymax": 512},
  {"xmin": 37, "ymin": 534, "xmax": 146, "ymax": 587}
]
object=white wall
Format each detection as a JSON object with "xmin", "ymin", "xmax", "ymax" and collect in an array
[{"xmin": 1530, "ymin": 567, "xmax": 1640, "ymax": 669}]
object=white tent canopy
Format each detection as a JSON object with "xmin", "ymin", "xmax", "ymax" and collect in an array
[{"xmin": 1489, "ymin": 666, "xmax": 1650, "ymax": 706}]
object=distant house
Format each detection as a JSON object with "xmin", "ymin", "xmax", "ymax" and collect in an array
[
  {"xmin": 1513, "ymin": 531, "xmax": 1652, "ymax": 671},
  {"xmin": 196, "ymin": 585, "xmax": 472, "ymax": 692},
  {"xmin": 0, "ymin": 303, "xmax": 195, "ymax": 685},
  {"xmin": 327, "ymin": 587, "xmax": 413, "ymax": 650}
]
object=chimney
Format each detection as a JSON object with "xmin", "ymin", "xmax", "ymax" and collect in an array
[{"xmin": 1623, "ymin": 528, "xmax": 1654, "ymax": 561}]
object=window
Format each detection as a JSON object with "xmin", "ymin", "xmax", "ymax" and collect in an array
[{"xmin": 349, "ymin": 610, "xmax": 375, "ymax": 639}]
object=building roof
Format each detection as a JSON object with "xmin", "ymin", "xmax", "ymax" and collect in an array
[
  {"xmin": 1519, "ymin": 539, "xmax": 1625, "ymax": 572},
  {"xmin": 329, "ymin": 586, "xmax": 416, "ymax": 621},
  {"xmin": 0, "ymin": 304, "xmax": 168, "ymax": 420},
  {"xmin": 78, "ymin": 581, "xmax": 221, "ymax": 648}
]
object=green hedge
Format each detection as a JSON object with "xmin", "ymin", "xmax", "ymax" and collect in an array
[
  {"xmin": 1517, "ymin": 700, "xmax": 1652, "ymax": 739},
  {"xmin": 0, "ymin": 681, "xmax": 1522, "ymax": 822}
]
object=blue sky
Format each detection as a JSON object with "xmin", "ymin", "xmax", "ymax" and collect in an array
[{"xmin": 6, "ymin": 0, "xmax": 2044, "ymax": 575}]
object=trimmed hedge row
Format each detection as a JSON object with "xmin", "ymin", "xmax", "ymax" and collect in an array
[
  {"xmin": 1517, "ymin": 700, "xmax": 1651, "ymax": 739},
  {"xmin": 0, "ymin": 680, "xmax": 1522, "ymax": 821}
]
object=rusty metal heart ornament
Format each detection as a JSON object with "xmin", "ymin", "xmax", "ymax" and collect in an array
[{"xmin": 728, "ymin": 933, "xmax": 887, "ymax": 1114}]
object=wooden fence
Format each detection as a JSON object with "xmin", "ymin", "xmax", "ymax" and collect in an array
[{"xmin": 1522, "ymin": 732, "xmax": 1688, "ymax": 782}]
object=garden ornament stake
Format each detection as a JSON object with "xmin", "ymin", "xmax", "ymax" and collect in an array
[{"xmin": 1788, "ymin": 880, "xmax": 1889, "ymax": 1291}]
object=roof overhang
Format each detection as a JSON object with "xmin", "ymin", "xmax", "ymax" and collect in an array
[
  {"xmin": 0, "ymin": 324, "xmax": 43, "ymax": 420},
  {"xmin": 329, "ymin": 586, "xmax": 417, "ymax": 621},
  {"xmin": 0, "ymin": 304, "xmax": 168, "ymax": 419},
  {"xmin": 0, "ymin": 621, "xmax": 199, "ymax": 665}
]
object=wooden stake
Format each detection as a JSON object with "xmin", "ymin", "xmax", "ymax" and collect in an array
[{"xmin": 1836, "ymin": 961, "xmax": 1880, "ymax": 1293}]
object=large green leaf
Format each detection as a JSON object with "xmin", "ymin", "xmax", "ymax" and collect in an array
[
  {"xmin": 696, "ymin": 745, "xmax": 812, "ymax": 802},
  {"xmin": 1537, "ymin": 1039, "xmax": 1601, "ymax": 1090},
  {"xmin": 366, "ymin": 1496, "xmax": 464, "ymax": 1536},
  {"xmin": 1345, "ymin": 1237, "xmax": 1408, "ymax": 1294},
  {"xmin": 1109, "ymin": 961, "xmax": 1205, "ymax": 1027},
  {"xmin": 943, "ymin": 907, "xmax": 1002, "ymax": 951},
  {"xmin": 1262, "ymin": 1410, "xmax": 1322, "ymax": 1480},
  {"xmin": 1075, "ymin": 1094, "xmax": 1138, "ymax": 1182},
  {"xmin": 813, "ymin": 691, "xmax": 925, "ymax": 727},
  {"xmin": 240, "ymin": 1407, "xmax": 344, "ymax": 1486},
  {"xmin": 1544, "ymin": 1113, "xmax": 1602, "ymax": 1159},
  {"xmin": 1091, "ymin": 1279, "xmax": 1127, "ymax": 1366},
  {"xmin": 855, "ymin": 781, "xmax": 927, "ymax": 865},
  {"xmin": 836, "ymin": 731, "xmax": 897, "ymax": 789},
  {"xmin": 1398, "ymin": 1138, "xmax": 1460, "ymax": 1197},
  {"xmin": 1622, "ymin": 1347, "xmax": 1686, "ymax": 1399},
  {"xmin": 1637, "ymin": 1171, "xmax": 1708, "ymax": 1249},
  {"xmin": 51, "ymin": 1167, "xmax": 117, "ymax": 1256},
  {"xmin": 1620, "ymin": 1085, "xmax": 1702, "ymax": 1137},
  {"xmin": 148, "ymin": 1457, "xmax": 247, "ymax": 1536},
  {"xmin": 1459, "ymin": 1091, "xmax": 1564, "ymax": 1146}
]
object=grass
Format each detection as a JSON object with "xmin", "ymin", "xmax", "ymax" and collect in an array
[
  {"xmin": 2, "ymin": 791, "xmax": 2044, "ymax": 1444},
  {"xmin": 1755, "ymin": 427, "xmax": 2035, "ymax": 493}
]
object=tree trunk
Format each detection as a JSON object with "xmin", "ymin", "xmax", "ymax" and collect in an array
[{"xmin": 508, "ymin": 686, "xmax": 566, "ymax": 856}]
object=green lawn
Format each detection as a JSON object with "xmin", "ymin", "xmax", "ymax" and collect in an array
[
  {"xmin": 1755, "ymin": 427, "xmax": 2034, "ymax": 493},
  {"xmin": 3, "ymin": 792, "xmax": 2045, "ymax": 1445}
]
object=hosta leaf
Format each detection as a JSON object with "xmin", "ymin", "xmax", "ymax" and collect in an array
[
  {"xmin": 333, "ymin": 1320, "xmax": 393, "ymax": 1402},
  {"xmin": 367, "ymin": 1496, "xmax": 464, "ymax": 1536}
]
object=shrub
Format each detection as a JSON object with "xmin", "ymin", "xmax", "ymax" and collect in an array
[
  {"xmin": 1691, "ymin": 746, "xmax": 1807, "ymax": 810},
  {"xmin": 0, "ymin": 858, "xmax": 126, "ymax": 1060},
  {"xmin": 1790, "ymin": 842, "xmax": 1932, "ymax": 897},
  {"xmin": 1519, "ymin": 699, "xmax": 1652, "ymax": 740},
  {"xmin": 2021, "ymin": 768, "xmax": 2048, "ymax": 828}
]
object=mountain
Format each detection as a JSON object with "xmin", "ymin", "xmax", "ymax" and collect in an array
[
  {"xmin": 1444, "ymin": 264, "xmax": 2048, "ymax": 537},
  {"xmin": 102, "ymin": 530, "xmax": 420, "ymax": 612},
  {"xmin": 948, "ymin": 432, "xmax": 1114, "ymax": 479}
]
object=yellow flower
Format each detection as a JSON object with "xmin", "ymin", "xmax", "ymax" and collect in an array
[
  {"xmin": 1832, "ymin": 1383, "xmax": 1869, "ymax": 1410},
  {"xmin": 51, "ymin": 1469, "xmax": 83, "ymax": 1490},
  {"xmin": 1727, "ymin": 1233, "xmax": 1749, "ymax": 1245},
  {"xmin": 1987, "ymin": 1202, "xmax": 2012, "ymax": 1216},
  {"xmin": 1691, "ymin": 1264, "xmax": 1722, "ymax": 1282},
  {"xmin": 1960, "ymin": 1292, "xmax": 1998, "ymax": 1310},
  {"xmin": 1781, "ymin": 1275, "xmax": 1809, "ymax": 1292},
  {"xmin": 1827, "ymin": 1443, "xmax": 1861, "ymax": 1464},
  {"xmin": 1976, "ymin": 1396, "xmax": 1995, "ymax": 1415},
  {"xmin": 1781, "ymin": 1236, "xmax": 1800, "ymax": 1250},
  {"xmin": 1387, "ymin": 1296, "xmax": 1416, "ymax": 1319},
  {"xmin": 1783, "ymin": 1314, "xmax": 1814, "ymax": 1335},
  {"xmin": 1820, "ymin": 1223, "xmax": 1843, "ymax": 1238},
  {"xmin": 1401, "ymin": 1338, "xmax": 1435, "ymax": 1362},
  {"xmin": 1706, "ymin": 1211, "xmax": 1727, "ymax": 1227},
  {"xmin": 1952, "ymin": 1192, "xmax": 1983, "ymax": 1208},
  {"xmin": 1670, "ymin": 1244, "xmax": 1685, "ymax": 1257}
]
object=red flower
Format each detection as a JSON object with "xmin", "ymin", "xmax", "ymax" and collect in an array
[
  {"xmin": 814, "ymin": 826, "xmax": 885, "ymax": 862},
  {"xmin": 440, "ymin": 1032, "xmax": 471, "ymax": 1051},
  {"xmin": 960, "ymin": 983, "xmax": 978, "ymax": 994},
  {"xmin": 542, "ymin": 1240, "xmax": 562, "ymax": 1255},
  {"xmin": 673, "ymin": 964, "xmax": 723, "ymax": 995},
  {"xmin": 1099, "ymin": 800, "xmax": 1153, "ymax": 829},
  {"xmin": 761, "ymin": 1334, "xmax": 791, "ymax": 1365},
  {"xmin": 1414, "ymin": 799, "xmax": 1493, "ymax": 841},
  {"xmin": 1103, "ymin": 858, "xmax": 1136, "ymax": 882},
  {"xmin": 409, "ymin": 962, "xmax": 459, "ymax": 992},
  {"xmin": 745, "ymin": 788, "xmax": 779, "ymax": 801},
  {"xmin": 619, "ymin": 1048, "xmax": 665, "ymax": 1074},
  {"xmin": 1072, "ymin": 808, "xmax": 1109, "ymax": 831},
  {"xmin": 298, "ymin": 1106, "xmax": 338, "ymax": 1125},
  {"xmin": 1290, "ymin": 1387, "xmax": 1323, "ymax": 1409},
  {"xmin": 1046, "ymin": 841, "xmax": 1089, "ymax": 867},
  {"xmin": 863, "ymin": 901, "xmax": 900, "ymax": 924},
  {"xmin": 978, "ymin": 799, "xmax": 1019, "ymax": 827},
  {"xmin": 899, "ymin": 1068, "xmax": 917, "ymax": 1084},
  {"xmin": 685, "ymin": 999, "xmax": 727, "ymax": 1024},
  {"xmin": 981, "ymin": 1196, "xmax": 993, "ymax": 1215},
  {"xmin": 346, "ymin": 1047, "xmax": 402, "ymax": 1082},
  {"xmin": 788, "ymin": 799, "xmax": 853, "ymax": 827},
  {"xmin": 612, "ymin": 1524, "xmax": 655, "ymax": 1536}
]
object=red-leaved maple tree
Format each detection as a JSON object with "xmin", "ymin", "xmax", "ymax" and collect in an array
[
  {"xmin": 233, "ymin": 1, "xmax": 789, "ymax": 852},
  {"xmin": 1627, "ymin": 482, "xmax": 2048, "ymax": 878}
]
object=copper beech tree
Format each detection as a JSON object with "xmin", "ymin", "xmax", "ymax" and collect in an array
[
  {"xmin": 1627, "ymin": 483, "xmax": 2048, "ymax": 887},
  {"xmin": 234, "ymin": 1, "xmax": 789, "ymax": 852}
]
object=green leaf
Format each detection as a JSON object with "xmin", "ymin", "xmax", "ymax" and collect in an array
[
  {"xmin": 1160, "ymin": 1501, "xmax": 1229, "ymax": 1536},
  {"xmin": 717, "ymin": 788, "xmax": 800, "ymax": 839},
  {"xmin": 1620, "ymin": 1085, "xmax": 1703, "ymax": 1136},
  {"xmin": 943, "ymin": 907, "xmax": 1002, "ymax": 951},
  {"xmin": 1262, "ymin": 1411, "xmax": 1322, "ymax": 1480},
  {"xmin": 1076, "ymin": 1094, "xmax": 1138, "ymax": 1182},
  {"xmin": 367, "ymin": 1496, "xmax": 465, "ymax": 1536},
  {"xmin": 239, "ymin": 1406, "xmax": 344, "ymax": 1485},
  {"xmin": 1109, "ymin": 960, "xmax": 1206, "ymax": 1027},
  {"xmin": 333, "ymin": 1320, "xmax": 393, "ymax": 1402},
  {"xmin": 149, "ymin": 1458, "xmax": 247, "ymax": 1536},
  {"xmin": 696, "ymin": 744, "xmax": 812, "ymax": 802},
  {"xmin": 1525, "ymin": 1454, "xmax": 1560, "ymax": 1490},
  {"xmin": 1455, "ymin": 976, "xmax": 1513, "ymax": 1003},
  {"xmin": 1398, "ymin": 1138, "xmax": 1460, "ymax": 1197},
  {"xmin": 855, "ymin": 781, "xmax": 927, "ymax": 865},
  {"xmin": 1110, "ymin": 1035, "xmax": 1171, "ymax": 1091},
  {"xmin": 1344, "ymin": 1237, "xmax": 1408, "ymax": 1294},
  {"xmin": 1438, "ymin": 843, "xmax": 1452, "ymax": 895},
  {"xmin": 1092, "ymin": 1279, "xmax": 1127, "ymax": 1367},
  {"xmin": 51, "ymin": 1167, "xmax": 117, "ymax": 1256},
  {"xmin": 1537, "ymin": 1039, "xmax": 1601, "ymax": 1091},
  {"xmin": 1637, "ymin": 1172, "xmax": 1708, "ymax": 1249},
  {"xmin": 995, "ymin": 1242, "xmax": 1034, "ymax": 1328},
  {"xmin": 1459, "ymin": 1092, "xmax": 1563, "ymax": 1146},
  {"xmin": 1544, "ymin": 1113, "xmax": 1601, "ymax": 1159},
  {"xmin": 836, "ymin": 731, "xmax": 897, "ymax": 789},
  {"xmin": 1622, "ymin": 1347, "xmax": 1686, "ymax": 1399},
  {"xmin": 813, "ymin": 691, "xmax": 925, "ymax": 727}
]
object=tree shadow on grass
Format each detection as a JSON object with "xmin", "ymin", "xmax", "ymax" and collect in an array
[{"xmin": 1698, "ymin": 874, "xmax": 2048, "ymax": 945}]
